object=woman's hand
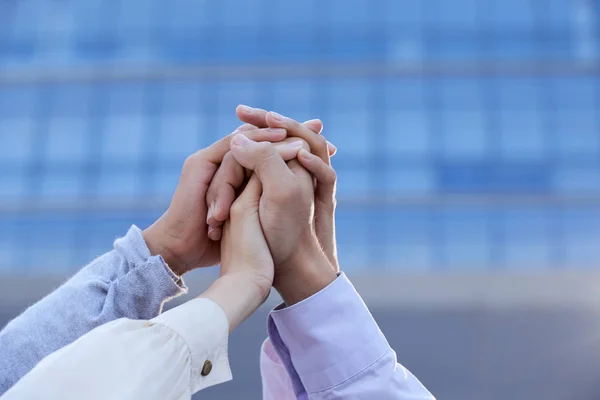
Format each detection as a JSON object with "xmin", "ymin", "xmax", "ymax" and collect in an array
[{"xmin": 199, "ymin": 174, "xmax": 274, "ymax": 332}]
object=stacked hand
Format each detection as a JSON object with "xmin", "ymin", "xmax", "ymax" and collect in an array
[{"xmin": 143, "ymin": 105, "xmax": 340, "ymax": 330}]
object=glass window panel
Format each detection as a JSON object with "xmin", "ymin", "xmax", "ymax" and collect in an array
[
  {"xmin": 431, "ymin": 0, "xmax": 479, "ymax": 28},
  {"xmin": 388, "ymin": 167, "xmax": 434, "ymax": 195},
  {"xmin": 553, "ymin": 77, "xmax": 597, "ymax": 111},
  {"xmin": 328, "ymin": 111, "xmax": 370, "ymax": 156},
  {"xmin": 154, "ymin": 168, "xmax": 180, "ymax": 198},
  {"xmin": 335, "ymin": 208, "xmax": 369, "ymax": 270},
  {"xmin": 336, "ymin": 168, "xmax": 370, "ymax": 198},
  {"xmin": 162, "ymin": 83, "xmax": 202, "ymax": 115},
  {"xmin": 499, "ymin": 110, "xmax": 545, "ymax": 159},
  {"xmin": 442, "ymin": 207, "xmax": 491, "ymax": 268},
  {"xmin": 73, "ymin": 0, "xmax": 113, "ymax": 37},
  {"xmin": 272, "ymin": 79, "xmax": 314, "ymax": 113},
  {"xmin": 49, "ymin": 85, "xmax": 91, "ymax": 118},
  {"xmin": 496, "ymin": 78, "xmax": 540, "ymax": 110},
  {"xmin": 384, "ymin": 79, "xmax": 426, "ymax": 109},
  {"xmin": 161, "ymin": 0, "xmax": 212, "ymax": 32},
  {"xmin": 441, "ymin": 110, "xmax": 487, "ymax": 158},
  {"xmin": 216, "ymin": 81, "xmax": 258, "ymax": 114},
  {"xmin": 0, "ymin": 86, "xmax": 37, "ymax": 118},
  {"xmin": 40, "ymin": 170, "xmax": 81, "ymax": 200},
  {"xmin": 106, "ymin": 83, "xmax": 146, "ymax": 115},
  {"xmin": 0, "ymin": 168, "xmax": 27, "ymax": 201},
  {"xmin": 385, "ymin": 110, "xmax": 431, "ymax": 156},
  {"xmin": 328, "ymin": 0, "xmax": 370, "ymax": 25},
  {"xmin": 382, "ymin": 0, "xmax": 423, "ymax": 24},
  {"xmin": 554, "ymin": 166, "xmax": 600, "ymax": 194},
  {"xmin": 96, "ymin": 170, "xmax": 140, "ymax": 199},
  {"xmin": 328, "ymin": 79, "xmax": 370, "ymax": 110},
  {"xmin": 271, "ymin": 0, "xmax": 318, "ymax": 27},
  {"xmin": 102, "ymin": 115, "xmax": 146, "ymax": 162},
  {"xmin": 217, "ymin": 0, "xmax": 263, "ymax": 27},
  {"xmin": 0, "ymin": 119, "xmax": 35, "ymax": 163},
  {"xmin": 544, "ymin": 0, "xmax": 574, "ymax": 29},
  {"xmin": 46, "ymin": 118, "xmax": 89, "ymax": 163},
  {"xmin": 563, "ymin": 209, "xmax": 600, "ymax": 265},
  {"xmin": 440, "ymin": 78, "xmax": 482, "ymax": 109},
  {"xmin": 158, "ymin": 115, "xmax": 203, "ymax": 159},
  {"xmin": 488, "ymin": 0, "xmax": 535, "ymax": 28},
  {"xmin": 115, "ymin": 0, "xmax": 156, "ymax": 32},
  {"xmin": 503, "ymin": 208, "xmax": 552, "ymax": 268},
  {"xmin": 554, "ymin": 111, "xmax": 599, "ymax": 157},
  {"xmin": 387, "ymin": 31, "xmax": 425, "ymax": 62}
]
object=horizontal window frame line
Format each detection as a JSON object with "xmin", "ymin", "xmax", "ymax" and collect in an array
[
  {"xmin": 2, "ymin": 194, "xmax": 600, "ymax": 214},
  {"xmin": 0, "ymin": 61, "xmax": 598, "ymax": 85}
]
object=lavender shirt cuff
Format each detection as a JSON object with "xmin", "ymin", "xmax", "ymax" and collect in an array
[{"xmin": 267, "ymin": 273, "xmax": 390, "ymax": 395}]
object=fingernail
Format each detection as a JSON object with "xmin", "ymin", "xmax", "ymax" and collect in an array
[
  {"xmin": 267, "ymin": 128, "xmax": 287, "ymax": 135},
  {"xmin": 207, "ymin": 206, "xmax": 213, "ymax": 221},
  {"xmin": 207, "ymin": 227, "xmax": 215, "ymax": 239},
  {"xmin": 232, "ymin": 133, "xmax": 251, "ymax": 148},
  {"xmin": 291, "ymin": 141, "xmax": 304, "ymax": 150},
  {"xmin": 269, "ymin": 111, "xmax": 284, "ymax": 122},
  {"xmin": 327, "ymin": 141, "xmax": 337, "ymax": 154},
  {"xmin": 238, "ymin": 104, "xmax": 254, "ymax": 114}
]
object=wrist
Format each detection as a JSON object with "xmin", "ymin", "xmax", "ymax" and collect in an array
[
  {"xmin": 201, "ymin": 272, "xmax": 270, "ymax": 332},
  {"xmin": 274, "ymin": 245, "xmax": 337, "ymax": 306},
  {"xmin": 142, "ymin": 222, "xmax": 186, "ymax": 277}
]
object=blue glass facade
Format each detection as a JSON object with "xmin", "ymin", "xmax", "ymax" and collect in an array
[{"xmin": 0, "ymin": 0, "xmax": 599, "ymax": 273}]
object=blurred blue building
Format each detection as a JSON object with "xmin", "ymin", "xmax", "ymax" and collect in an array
[{"xmin": 0, "ymin": 0, "xmax": 599, "ymax": 273}]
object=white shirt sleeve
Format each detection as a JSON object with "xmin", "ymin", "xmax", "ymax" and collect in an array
[{"xmin": 1, "ymin": 298, "xmax": 232, "ymax": 400}]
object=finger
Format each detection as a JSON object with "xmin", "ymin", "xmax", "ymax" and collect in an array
[
  {"xmin": 206, "ymin": 139, "xmax": 307, "ymax": 230},
  {"xmin": 302, "ymin": 120, "xmax": 337, "ymax": 156},
  {"xmin": 198, "ymin": 127, "xmax": 287, "ymax": 165},
  {"xmin": 297, "ymin": 149, "xmax": 337, "ymax": 206},
  {"xmin": 237, "ymin": 105, "xmax": 336, "ymax": 156},
  {"xmin": 235, "ymin": 173, "xmax": 262, "ymax": 210},
  {"xmin": 302, "ymin": 119, "xmax": 323, "ymax": 134},
  {"xmin": 265, "ymin": 111, "xmax": 331, "ymax": 164},
  {"xmin": 207, "ymin": 226, "xmax": 222, "ymax": 241},
  {"xmin": 236, "ymin": 105, "xmax": 271, "ymax": 129},
  {"xmin": 229, "ymin": 134, "xmax": 296, "ymax": 194}
]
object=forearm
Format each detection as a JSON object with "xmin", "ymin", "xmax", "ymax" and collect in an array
[
  {"xmin": 0, "ymin": 225, "xmax": 186, "ymax": 394},
  {"xmin": 274, "ymin": 246, "xmax": 337, "ymax": 306}
]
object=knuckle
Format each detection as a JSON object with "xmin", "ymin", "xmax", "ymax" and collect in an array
[
  {"xmin": 236, "ymin": 123, "xmax": 257, "ymax": 131},
  {"xmin": 183, "ymin": 153, "xmax": 199, "ymax": 171},
  {"xmin": 272, "ymin": 182, "xmax": 302, "ymax": 203},
  {"xmin": 326, "ymin": 167, "xmax": 337, "ymax": 184},
  {"xmin": 229, "ymin": 200, "xmax": 245, "ymax": 219},
  {"xmin": 314, "ymin": 134, "xmax": 328, "ymax": 149}
]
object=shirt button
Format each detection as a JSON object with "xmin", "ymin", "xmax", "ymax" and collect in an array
[{"xmin": 201, "ymin": 360, "xmax": 213, "ymax": 377}]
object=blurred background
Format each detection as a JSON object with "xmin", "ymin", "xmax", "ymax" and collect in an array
[{"xmin": 0, "ymin": 0, "xmax": 599, "ymax": 399}]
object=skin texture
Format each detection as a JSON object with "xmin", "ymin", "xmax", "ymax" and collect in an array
[
  {"xmin": 142, "ymin": 125, "xmax": 326, "ymax": 276},
  {"xmin": 200, "ymin": 174, "xmax": 274, "ymax": 332},
  {"xmin": 223, "ymin": 109, "xmax": 340, "ymax": 305}
]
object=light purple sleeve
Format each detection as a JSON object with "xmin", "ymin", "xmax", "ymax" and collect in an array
[{"xmin": 260, "ymin": 273, "xmax": 436, "ymax": 400}]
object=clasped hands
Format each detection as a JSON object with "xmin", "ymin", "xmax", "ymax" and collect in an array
[{"xmin": 143, "ymin": 105, "xmax": 339, "ymax": 330}]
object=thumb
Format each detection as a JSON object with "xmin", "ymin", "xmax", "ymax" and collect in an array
[
  {"xmin": 230, "ymin": 134, "xmax": 295, "ymax": 193},
  {"xmin": 234, "ymin": 173, "xmax": 262, "ymax": 213}
]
